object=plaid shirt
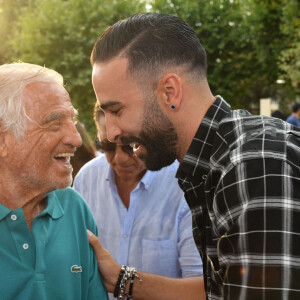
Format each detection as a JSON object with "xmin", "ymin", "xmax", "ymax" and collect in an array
[{"xmin": 176, "ymin": 96, "xmax": 300, "ymax": 300}]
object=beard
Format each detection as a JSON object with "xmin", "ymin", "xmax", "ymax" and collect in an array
[{"xmin": 121, "ymin": 94, "xmax": 178, "ymax": 171}]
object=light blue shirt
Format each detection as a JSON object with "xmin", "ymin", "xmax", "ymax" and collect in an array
[
  {"xmin": 74, "ymin": 155, "xmax": 203, "ymax": 299},
  {"xmin": 0, "ymin": 188, "xmax": 107, "ymax": 300}
]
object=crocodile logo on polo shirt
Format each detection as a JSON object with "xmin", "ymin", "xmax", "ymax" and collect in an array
[{"xmin": 71, "ymin": 265, "xmax": 82, "ymax": 273}]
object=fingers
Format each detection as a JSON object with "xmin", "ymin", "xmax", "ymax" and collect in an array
[
  {"xmin": 87, "ymin": 229, "xmax": 102, "ymax": 248},
  {"xmin": 87, "ymin": 229, "xmax": 104, "ymax": 260},
  {"xmin": 87, "ymin": 229, "xmax": 120, "ymax": 291}
]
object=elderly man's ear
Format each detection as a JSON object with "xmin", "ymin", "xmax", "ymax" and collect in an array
[{"xmin": 0, "ymin": 130, "xmax": 9, "ymax": 157}]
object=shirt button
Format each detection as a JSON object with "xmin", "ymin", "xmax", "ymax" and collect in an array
[
  {"xmin": 11, "ymin": 214, "xmax": 17, "ymax": 221},
  {"xmin": 123, "ymin": 234, "xmax": 127, "ymax": 239},
  {"xmin": 23, "ymin": 243, "xmax": 29, "ymax": 250}
]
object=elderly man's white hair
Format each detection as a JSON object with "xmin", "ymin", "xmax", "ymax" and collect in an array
[{"xmin": 0, "ymin": 62, "xmax": 64, "ymax": 140}]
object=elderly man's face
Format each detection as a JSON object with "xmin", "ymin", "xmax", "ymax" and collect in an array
[{"xmin": 6, "ymin": 81, "xmax": 82, "ymax": 192}]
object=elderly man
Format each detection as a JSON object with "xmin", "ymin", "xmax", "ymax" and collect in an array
[
  {"xmin": 0, "ymin": 63, "xmax": 107, "ymax": 299},
  {"xmin": 73, "ymin": 104, "xmax": 204, "ymax": 300},
  {"xmin": 88, "ymin": 13, "xmax": 300, "ymax": 300}
]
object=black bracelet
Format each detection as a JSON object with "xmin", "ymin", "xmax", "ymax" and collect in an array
[
  {"xmin": 114, "ymin": 265, "xmax": 125, "ymax": 297},
  {"xmin": 127, "ymin": 273, "xmax": 135, "ymax": 299}
]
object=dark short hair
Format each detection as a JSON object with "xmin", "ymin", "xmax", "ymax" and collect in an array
[
  {"xmin": 292, "ymin": 103, "xmax": 300, "ymax": 113},
  {"xmin": 91, "ymin": 13, "xmax": 207, "ymax": 79}
]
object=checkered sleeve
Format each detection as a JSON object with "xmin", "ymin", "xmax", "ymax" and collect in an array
[{"xmin": 212, "ymin": 156, "xmax": 300, "ymax": 299}]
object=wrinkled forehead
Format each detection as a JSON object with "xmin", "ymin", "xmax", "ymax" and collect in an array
[{"xmin": 23, "ymin": 81, "xmax": 74, "ymax": 116}]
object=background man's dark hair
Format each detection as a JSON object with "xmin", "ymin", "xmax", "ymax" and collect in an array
[
  {"xmin": 292, "ymin": 103, "xmax": 300, "ymax": 113},
  {"xmin": 94, "ymin": 102, "xmax": 104, "ymax": 123},
  {"xmin": 91, "ymin": 13, "xmax": 207, "ymax": 80}
]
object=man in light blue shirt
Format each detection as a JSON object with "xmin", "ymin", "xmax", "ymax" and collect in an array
[
  {"xmin": 73, "ymin": 105, "xmax": 203, "ymax": 299},
  {"xmin": 0, "ymin": 63, "xmax": 107, "ymax": 299}
]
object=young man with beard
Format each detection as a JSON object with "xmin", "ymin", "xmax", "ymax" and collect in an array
[
  {"xmin": 87, "ymin": 13, "xmax": 300, "ymax": 300},
  {"xmin": 0, "ymin": 63, "xmax": 107, "ymax": 299},
  {"xmin": 73, "ymin": 105, "xmax": 203, "ymax": 300}
]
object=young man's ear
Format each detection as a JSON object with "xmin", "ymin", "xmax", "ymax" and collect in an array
[{"xmin": 156, "ymin": 73, "xmax": 182, "ymax": 112}]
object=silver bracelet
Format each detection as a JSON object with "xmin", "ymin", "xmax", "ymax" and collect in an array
[{"xmin": 117, "ymin": 266, "xmax": 142, "ymax": 300}]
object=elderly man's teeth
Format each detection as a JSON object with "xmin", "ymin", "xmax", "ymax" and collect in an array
[{"xmin": 55, "ymin": 153, "xmax": 74, "ymax": 158}]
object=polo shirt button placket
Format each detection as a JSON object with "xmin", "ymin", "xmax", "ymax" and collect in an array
[{"xmin": 11, "ymin": 214, "xmax": 17, "ymax": 221}]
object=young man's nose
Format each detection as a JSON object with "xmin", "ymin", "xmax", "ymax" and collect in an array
[{"xmin": 105, "ymin": 115, "xmax": 122, "ymax": 142}]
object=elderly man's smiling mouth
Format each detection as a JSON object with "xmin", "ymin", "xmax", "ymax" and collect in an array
[{"xmin": 54, "ymin": 152, "xmax": 75, "ymax": 165}]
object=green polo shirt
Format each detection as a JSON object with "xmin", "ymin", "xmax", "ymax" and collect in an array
[{"xmin": 0, "ymin": 187, "xmax": 108, "ymax": 299}]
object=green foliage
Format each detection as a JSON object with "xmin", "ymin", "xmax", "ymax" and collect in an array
[
  {"xmin": 1, "ymin": 0, "xmax": 299, "ymax": 134},
  {"xmin": 151, "ymin": 0, "xmax": 298, "ymax": 112},
  {"xmin": 279, "ymin": 0, "xmax": 300, "ymax": 92},
  {"xmin": 152, "ymin": 0, "xmax": 252, "ymax": 108},
  {"xmin": 6, "ymin": 0, "xmax": 146, "ymax": 135},
  {"xmin": 0, "ymin": 0, "xmax": 34, "ymax": 64}
]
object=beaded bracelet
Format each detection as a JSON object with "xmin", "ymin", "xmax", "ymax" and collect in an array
[
  {"xmin": 114, "ymin": 265, "xmax": 126, "ymax": 297},
  {"xmin": 127, "ymin": 273, "xmax": 136, "ymax": 299},
  {"xmin": 114, "ymin": 265, "xmax": 142, "ymax": 300}
]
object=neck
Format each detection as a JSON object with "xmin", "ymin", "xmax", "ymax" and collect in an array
[
  {"xmin": 175, "ymin": 82, "xmax": 215, "ymax": 162},
  {"xmin": 115, "ymin": 170, "xmax": 146, "ymax": 209},
  {"xmin": 0, "ymin": 175, "xmax": 48, "ymax": 230},
  {"xmin": 22, "ymin": 197, "xmax": 47, "ymax": 230}
]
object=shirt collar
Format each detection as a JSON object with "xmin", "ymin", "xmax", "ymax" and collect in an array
[
  {"xmin": 0, "ymin": 190, "xmax": 64, "ymax": 221},
  {"xmin": 0, "ymin": 202, "xmax": 12, "ymax": 221},
  {"xmin": 176, "ymin": 96, "xmax": 231, "ymax": 179},
  {"xmin": 106, "ymin": 165, "xmax": 115, "ymax": 182},
  {"xmin": 41, "ymin": 191, "xmax": 64, "ymax": 220},
  {"xmin": 138, "ymin": 170, "xmax": 154, "ymax": 190}
]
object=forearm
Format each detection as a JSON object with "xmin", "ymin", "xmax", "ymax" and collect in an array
[
  {"xmin": 87, "ymin": 230, "xmax": 205, "ymax": 299},
  {"xmin": 126, "ymin": 274, "xmax": 205, "ymax": 300}
]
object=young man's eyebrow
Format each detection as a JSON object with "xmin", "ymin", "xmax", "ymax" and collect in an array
[{"xmin": 100, "ymin": 101, "xmax": 121, "ymax": 111}]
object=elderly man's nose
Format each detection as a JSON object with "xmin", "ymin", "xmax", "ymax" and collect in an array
[{"xmin": 63, "ymin": 122, "xmax": 82, "ymax": 147}]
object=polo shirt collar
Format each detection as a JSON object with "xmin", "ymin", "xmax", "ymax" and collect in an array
[
  {"xmin": 0, "ymin": 190, "xmax": 64, "ymax": 221},
  {"xmin": 0, "ymin": 202, "xmax": 11, "ymax": 221},
  {"xmin": 176, "ymin": 96, "xmax": 231, "ymax": 179},
  {"xmin": 41, "ymin": 191, "xmax": 64, "ymax": 220}
]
